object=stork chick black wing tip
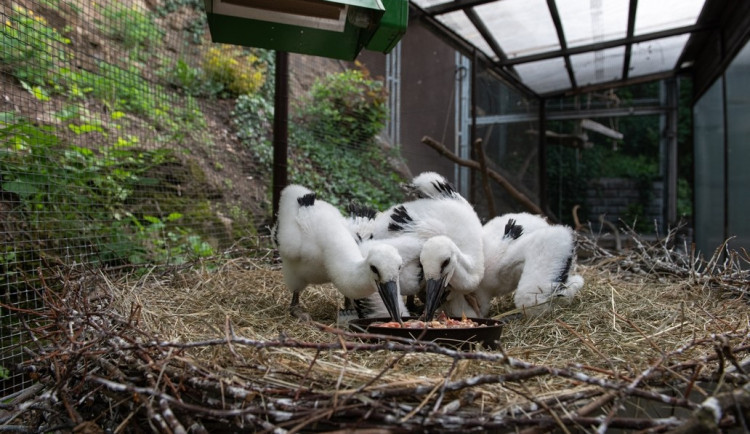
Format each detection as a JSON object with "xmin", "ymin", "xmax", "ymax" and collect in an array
[
  {"xmin": 503, "ymin": 218, "xmax": 524, "ymax": 240},
  {"xmin": 297, "ymin": 193, "xmax": 316, "ymax": 207},
  {"xmin": 434, "ymin": 180, "xmax": 457, "ymax": 196},
  {"xmin": 347, "ymin": 202, "xmax": 378, "ymax": 220},
  {"xmin": 388, "ymin": 205, "xmax": 413, "ymax": 233}
]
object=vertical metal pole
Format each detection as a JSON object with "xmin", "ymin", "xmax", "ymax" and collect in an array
[
  {"xmin": 721, "ymin": 66, "xmax": 729, "ymax": 245},
  {"xmin": 385, "ymin": 42, "xmax": 402, "ymax": 146},
  {"xmin": 470, "ymin": 49, "xmax": 478, "ymax": 204},
  {"xmin": 455, "ymin": 53, "xmax": 471, "ymax": 197},
  {"xmin": 538, "ymin": 98, "xmax": 548, "ymax": 217},
  {"xmin": 272, "ymin": 51, "xmax": 289, "ymax": 222},
  {"xmin": 666, "ymin": 78, "xmax": 678, "ymax": 226}
]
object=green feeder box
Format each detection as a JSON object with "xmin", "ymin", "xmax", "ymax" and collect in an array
[{"xmin": 203, "ymin": 0, "xmax": 408, "ymax": 60}]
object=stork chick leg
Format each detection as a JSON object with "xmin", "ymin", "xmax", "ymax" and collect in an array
[
  {"xmin": 290, "ymin": 292, "xmax": 312, "ymax": 322},
  {"xmin": 405, "ymin": 295, "xmax": 422, "ymax": 316},
  {"xmin": 337, "ymin": 296, "xmax": 358, "ymax": 327},
  {"xmin": 464, "ymin": 293, "xmax": 481, "ymax": 318}
]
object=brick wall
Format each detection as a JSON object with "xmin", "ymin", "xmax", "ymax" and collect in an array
[{"xmin": 586, "ymin": 178, "xmax": 664, "ymax": 229}]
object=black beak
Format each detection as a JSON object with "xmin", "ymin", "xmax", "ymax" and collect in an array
[
  {"xmin": 377, "ymin": 280, "xmax": 403, "ymax": 325},
  {"xmin": 423, "ymin": 275, "xmax": 448, "ymax": 322}
]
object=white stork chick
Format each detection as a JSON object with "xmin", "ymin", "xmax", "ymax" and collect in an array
[
  {"xmin": 475, "ymin": 214, "xmax": 584, "ymax": 317},
  {"xmin": 403, "ymin": 171, "xmax": 466, "ymax": 202},
  {"xmin": 400, "ymin": 172, "xmax": 486, "ymax": 318},
  {"xmin": 373, "ymin": 195, "xmax": 485, "ymax": 321},
  {"xmin": 273, "ymin": 185, "xmax": 405, "ymax": 323},
  {"xmin": 343, "ymin": 172, "xmax": 483, "ymax": 321}
]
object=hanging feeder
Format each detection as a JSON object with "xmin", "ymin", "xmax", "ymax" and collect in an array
[{"xmin": 202, "ymin": 0, "xmax": 407, "ymax": 60}]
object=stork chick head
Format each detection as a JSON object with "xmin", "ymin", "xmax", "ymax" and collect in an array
[
  {"xmin": 420, "ymin": 236, "xmax": 457, "ymax": 321},
  {"xmin": 362, "ymin": 243, "xmax": 404, "ymax": 324}
]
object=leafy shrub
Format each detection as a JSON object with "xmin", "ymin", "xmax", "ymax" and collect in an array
[
  {"xmin": 203, "ymin": 45, "xmax": 267, "ymax": 97},
  {"xmin": 231, "ymin": 64, "xmax": 405, "ymax": 210},
  {"xmin": 0, "ymin": 5, "xmax": 71, "ymax": 86},
  {"xmin": 163, "ymin": 59, "xmax": 205, "ymax": 95},
  {"xmin": 297, "ymin": 63, "xmax": 387, "ymax": 143}
]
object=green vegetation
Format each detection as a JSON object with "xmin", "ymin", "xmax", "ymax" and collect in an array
[
  {"xmin": 0, "ymin": 114, "xmax": 214, "ymax": 267},
  {"xmin": 98, "ymin": 3, "xmax": 163, "ymax": 59},
  {"xmin": 300, "ymin": 66, "xmax": 388, "ymax": 143},
  {"xmin": 203, "ymin": 45, "xmax": 268, "ymax": 97},
  {"xmin": 156, "ymin": 0, "xmax": 207, "ymax": 44},
  {"xmin": 0, "ymin": 5, "xmax": 71, "ymax": 86},
  {"xmin": 547, "ymin": 80, "xmax": 694, "ymax": 231},
  {"xmin": 1, "ymin": 0, "xmax": 406, "ymax": 282},
  {"xmin": 233, "ymin": 64, "xmax": 406, "ymax": 209}
]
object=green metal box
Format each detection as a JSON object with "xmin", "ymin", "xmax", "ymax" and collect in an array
[
  {"xmin": 203, "ymin": 0, "xmax": 406, "ymax": 60},
  {"xmin": 365, "ymin": 0, "xmax": 408, "ymax": 53}
]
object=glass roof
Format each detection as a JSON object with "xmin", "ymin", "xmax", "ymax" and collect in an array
[
  {"xmin": 411, "ymin": 0, "xmax": 708, "ymax": 96},
  {"xmin": 558, "ymin": 0, "xmax": 629, "ymax": 48}
]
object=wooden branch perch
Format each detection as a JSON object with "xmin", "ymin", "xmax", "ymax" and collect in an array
[
  {"xmin": 472, "ymin": 138, "xmax": 496, "ymax": 218},
  {"xmin": 422, "ymin": 135, "xmax": 543, "ymax": 215}
]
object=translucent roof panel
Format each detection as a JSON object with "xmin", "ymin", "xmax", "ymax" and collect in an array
[
  {"xmin": 634, "ymin": 0, "xmax": 706, "ymax": 35},
  {"xmin": 436, "ymin": 11, "xmax": 497, "ymax": 61},
  {"xmin": 558, "ymin": 0, "xmax": 629, "ymax": 48},
  {"xmin": 570, "ymin": 46, "xmax": 625, "ymax": 86},
  {"xmin": 514, "ymin": 57, "xmax": 570, "ymax": 95},
  {"xmin": 473, "ymin": 0, "xmax": 560, "ymax": 59},
  {"xmin": 629, "ymin": 34, "xmax": 690, "ymax": 78},
  {"xmin": 412, "ymin": 0, "xmax": 710, "ymax": 95}
]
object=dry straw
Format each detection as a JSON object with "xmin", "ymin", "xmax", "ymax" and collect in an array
[{"xmin": 5, "ymin": 228, "xmax": 750, "ymax": 432}]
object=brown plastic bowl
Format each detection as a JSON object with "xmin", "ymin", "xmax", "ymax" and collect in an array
[{"xmin": 348, "ymin": 316, "xmax": 504, "ymax": 350}]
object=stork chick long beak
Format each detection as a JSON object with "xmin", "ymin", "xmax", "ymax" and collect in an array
[
  {"xmin": 423, "ymin": 275, "xmax": 448, "ymax": 322},
  {"xmin": 377, "ymin": 280, "xmax": 404, "ymax": 325}
]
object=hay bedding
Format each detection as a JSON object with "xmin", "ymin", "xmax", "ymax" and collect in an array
[{"xmin": 4, "ymin": 233, "xmax": 750, "ymax": 433}]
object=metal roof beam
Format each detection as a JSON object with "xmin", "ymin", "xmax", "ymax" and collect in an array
[
  {"xmin": 500, "ymin": 23, "xmax": 711, "ymax": 67},
  {"xmin": 621, "ymin": 0, "xmax": 638, "ymax": 80},
  {"xmin": 463, "ymin": 7, "xmax": 521, "ymax": 80},
  {"xmin": 409, "ymin": 3, "xmax": 538, "ymax": 98},
  {"xmin": 475, "ymin": 105, "xmax": 667, "ymax": 125},
  {"xmin": 425, "ymin": 0, "xmax": 499, "ymax": 16},
  {"xmin": 540, "ymin": 70, "xmax": 678, "ymax": 98},
  {"xmin": 546, "ymin": 0, "xmax": 577, "ymax": 88}
]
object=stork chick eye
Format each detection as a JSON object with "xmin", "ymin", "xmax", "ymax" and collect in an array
[
  {"xmin": 370, "ymin": 265, "xmax": 380, "ymax": 277},
  {"xmin": 440, "ymin": 258, "xmax": 450, "ymax": 271}
]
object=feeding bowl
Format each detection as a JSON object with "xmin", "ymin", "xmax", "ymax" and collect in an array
[{"xmin": 348, "ymin": 316, "xmax": 506, "ymax": 350}]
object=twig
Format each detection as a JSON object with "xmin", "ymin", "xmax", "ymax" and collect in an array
[{"xmin": 422, "ymin": 135, "xmax": 542, "ymax": 214}]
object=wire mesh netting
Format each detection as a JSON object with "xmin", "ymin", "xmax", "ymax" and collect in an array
[{"xmin": 0, "ymin": 0, "xmax": 543, "ymax": 397}]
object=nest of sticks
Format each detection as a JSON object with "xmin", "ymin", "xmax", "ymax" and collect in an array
[{"xmin": 3, "ymin": 228, "xmax": 750, "ymax": 433}]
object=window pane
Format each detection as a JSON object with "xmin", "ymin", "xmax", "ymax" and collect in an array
[
  {"xmin": 693, "ymin": 78, "xmax": 725, "ymax": 257},
  {"xmin": 725, "ymin": 41, "xmax": 750, "ymax": 257},
  {"xmin": 629, "ymin": 34, "xmax": 689, "ymax": 78}
]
